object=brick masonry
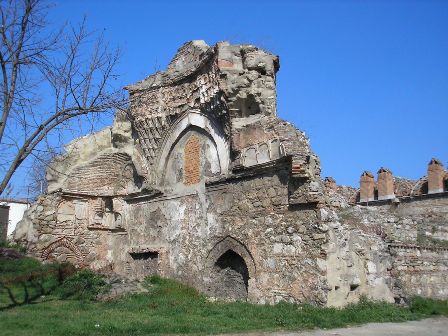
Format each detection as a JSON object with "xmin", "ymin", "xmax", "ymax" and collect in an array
[{"xmin": 184, "ymin": 135, "xmax": 201, "ymax": 186}]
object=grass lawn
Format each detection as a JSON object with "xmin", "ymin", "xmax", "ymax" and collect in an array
[{"xmin": 1, "ymin": 256, "xmax": 448, "ymax": 335}]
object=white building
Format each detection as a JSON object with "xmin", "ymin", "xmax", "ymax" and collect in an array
[{"xmin": 0, "ymin": 198, "xmax": 30, "ymax": 239}]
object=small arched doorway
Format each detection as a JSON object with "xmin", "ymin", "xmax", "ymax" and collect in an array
[
  {"xmin": 213, "ymin": 249, "xmax": 249, "ymax": 300},
  {"xmin": 205, "ymin": 236, "xmax": 256, "ymax": 301}
]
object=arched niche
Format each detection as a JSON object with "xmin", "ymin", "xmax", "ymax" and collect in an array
[
  {"xmin": 156, "ymin": 111, "xmax": 229, "ymax": 187},
  {"xmin": 205, "ymin": 236, "xmax": 256, "ymax": 301},
  {"xmin": 41, "ymin": 237, "xmax": 84, "ymax": 266}
]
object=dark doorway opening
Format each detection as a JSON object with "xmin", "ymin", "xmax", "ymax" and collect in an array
[
  {"xmin": 129, "ymin": 251, "xmax": 159, "ymax": 278},
  {"xmin": 213, "ymin": 249, "xmax": 249, "ymax": 300},
  {"xmin": 130, "ymin": 251, "xmax": 158, "ymax": 260}
]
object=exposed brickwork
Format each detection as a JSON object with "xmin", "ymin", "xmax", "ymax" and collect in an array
[
  {"xmin": 184, "ymin": 135, "xmax": 202, "ymax": 185},
  {"xmin": 377, "ymin": 167, "xmax": 395, "ymax": 200},
  {"xmin": 390, "ymin": 244, "xmax": 448, "ymax": 299},
  {"xmin": 126, "ymin": 41, "xmax": 221, "ymax": 170},
  {"xmin": 41, "ymin": 236, "xmax": 84, "ymax": 265},
  {"xmin": 353, "ymin": 160, "xmax": 448, "ymax": 201},
  {"xmin": 360, "ymin": 171, "xmax": 375, "ymax": 202},
  {"xmin": 393, "ymin": 177, "xmax": 417, "ymax": 197},
  {"xmin": 428, "ymin": 158, "xmax": 445, "ymax": 194},
  {"xmin": 337, "ymin": 196, "xmax": 448, "ymax": 302},
  {"xmin": 66, "ymin": 153, "xmax": 138, "ymax": 195}
]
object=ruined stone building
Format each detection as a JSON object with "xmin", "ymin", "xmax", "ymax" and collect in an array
[{"xmin": 14, "ymin": 41, "xmax": 448, "ymax": 306}]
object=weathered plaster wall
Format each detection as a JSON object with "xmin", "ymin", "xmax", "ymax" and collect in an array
[
  {"xmin": 336, "ymin": 197, "xmax": 448, "ymax": 302},
  {"xmin": 109, "ymin": 166, "xmax": 328, "ymax": 304},
  {"xmin": 321, "ymin": 206, "xmax": 395, "ymax": 307}
]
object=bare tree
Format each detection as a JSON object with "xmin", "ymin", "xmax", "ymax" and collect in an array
[
  {"xmin": 0, "ymin": 0, "xmax": 126, "ymax": 195},
  {"xmin": 27, "ymin": 148, "xmax": 58, "ymax": 200}
]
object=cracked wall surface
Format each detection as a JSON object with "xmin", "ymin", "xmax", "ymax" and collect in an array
[{"xmin": 14, "ymin": 40, "xmax": 448, "ymax": 306}]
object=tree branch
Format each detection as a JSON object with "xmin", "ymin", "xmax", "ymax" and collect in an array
[{"xmin": 0, "ymin": 0, "xmax": 126, "ymax": 196}]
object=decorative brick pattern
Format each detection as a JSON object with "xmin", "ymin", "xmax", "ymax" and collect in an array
[
  {"xmin": 66, "ymin": 153, "xmax": 135, "ymax": 195},
  {"xmin": 184, "ymin": 135, "xmax": 201, "ymax": 185},
  {"xmin": 41, "ymin": 237, "xmax": 84, "ymax": 265}
]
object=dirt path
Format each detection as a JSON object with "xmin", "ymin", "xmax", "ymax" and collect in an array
[{"xmin": 224, "ymin": 317, "xmax": 448, "ymax": 336}]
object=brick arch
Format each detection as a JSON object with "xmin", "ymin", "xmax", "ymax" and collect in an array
[
  {"xmin": 156, "ymin": 111, "xmax": 229, "ymax": 186},
  {"xmin": 205, "ymin": 236, "xmax": 256, "ymax": 276},
  {"xmin": 41, "ymin": 237, "xmax": 84, "ymax": 265}
]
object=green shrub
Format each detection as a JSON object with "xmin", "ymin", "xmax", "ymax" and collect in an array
[
  {"xmin": 0, "ymin": 258, "xmax": 75, "ymax": 306},
  {"xmin": 146, "ymin": 275, "xmax": 164, "ymax": 285},
  {"xmin": 56, "ymin": 269, "xmax": 108, "ymax": 301},
  {"xmin": 145, "ymin": 275, "xmax": 204, "ymax": 301},
  {"xmin": 0, "ymin": 258, "xmax": 75, "ymax": 284},
  {"xmin": 0, "ymin": 257, "xmax": 41, "ymax": 278},
  {"xmin": 409, "ymin": 296, "xmax": 448, "ymax": 316},
  {"xmin": 1, "ymin": 273, "xmax": 448, "ymax": 335},
  {"xmin": 0, "ymin": 240, "xmax": 27, "ymax": 253}
]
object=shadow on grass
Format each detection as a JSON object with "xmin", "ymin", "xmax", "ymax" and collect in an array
[
  {"xmin": 0, "ymin": 257, "xmax": 75, "ymax": 310},
  {"xmin": 0, "ymin": 275, "xmax": 447, "ymax": 335},
  {"xmin": 0, "ymin": 278, "xmax": 62, "ymax": 310}
]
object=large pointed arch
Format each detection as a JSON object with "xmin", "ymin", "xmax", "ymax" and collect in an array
[
  {"xmin": 204, "ymin": 236, "xmax": 256, "ymax": 301},
  {"xmin": 155, "ymin": 111, "xmax": 229, "ymax": 185},
  {"xmin": 205, "ymin": 236, "xmax": 256, "ymax": 276}
]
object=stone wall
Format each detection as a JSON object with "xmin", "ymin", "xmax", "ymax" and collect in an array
[
  {"xmin": 14, "ymin": 192, "xmax": 128, "ymax": 271},
  {"xmin": 117, "ymin": 167, "xmax": 327, "ymax": 304},
  {"xmin": 390, "ymin": 244, "xmax": 448, "ymax": 300},
  {"xmin": 321, "ymin": 207, "xmax": 395, "ymax": 307},
  {"xmin": 335, "ymin": 196, "xmax": 448, "ymax": 302}
]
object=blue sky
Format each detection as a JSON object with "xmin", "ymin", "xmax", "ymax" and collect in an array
[{"xmin": 13, "ymin": 0, "xmax": 448, "ymax": 196}]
